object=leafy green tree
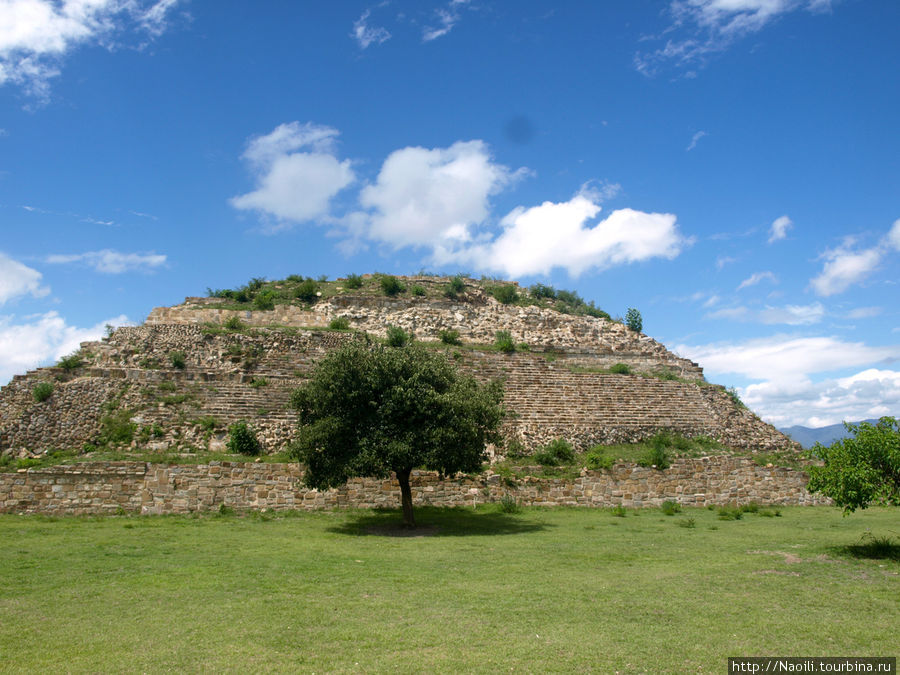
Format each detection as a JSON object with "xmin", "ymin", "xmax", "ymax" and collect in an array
[
  {"xmin": 289, "ymin": 338, "xmax": 504, "ymax": 527},
  {"xmin": 625, "ymin": 307, "xmax": 643, "ymax": 333},
  {"xmin": 807, "ymin": 417, "xmax": 900, "ymax": 514}
]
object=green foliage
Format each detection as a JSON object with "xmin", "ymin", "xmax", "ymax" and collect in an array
[
  {"xmin": 637, "ymin": 436, "xmax": 671, "ymax": 470},
  {"xmin": 379, "ymin": 275, "xmax": 406, "ymax": 296},
  {"xmin": 439, "ymin": 329, "xmax": 461, "ymax": 345},
  {"xmin": 498, "ymin": 494, "xmax": 521, "ymax": 513},
  {"xmin": 494, "ymin": 330, "xmax": 516, "ymax": 353},
  {"xmin": 169, "ymin": 351, "xmax": 186, "ymax": 369},
  {"xmin": 661, "ymin": 500, "xmax": 682, "ymax": 516},
  {"xmin": 157, "ymin": 380, "xmax": 177, "ymax": 392},
  {"xmin": 159, "ymin": 394, "xmax": 189, "ymax": 406},
  {"xmin": 717, "ymin": 506, "xmax": 743, "ymax": 521},
  {"xmin": 411, "ymin": 284, "xmax": 426, "ymax": 296},
  {"xmin": 529, "ymin": 283, "xmax": 556, "ymax": 300},
  {"xmin": 227, "ymin": 422, "xmax": 262, "ymax": 456},
  {"xmin": 490, "ymin": 284, "xmax": 519, "ymax": 304},
  {"xmin": 344, "ymin": 274, "xmax": 364, "ymax": 289},
  {"xmin": 726, "ymin": 387, "xmax": 747, "ymax": 409},
  {"xmin": 386, "ymin": 325, "xmax": 411, "ymax": 348},
  {"xmin": 585, "ymin": 446, "xmax": 614, "ymax": 470},
  {"xmin": 99, "ymin": 408, "xmax": 136, "ymax": 445},
  {"xmin": 505, "ymin": 438, "xmax": 528, "ymax": 459},
  {"xmin": 224, "ymin": 316, "xmax": 245, "ymax": 330},
  {"xmin": 289, "ymin": 338, "xmax": 504, "ymax": 526},
  {"xmin": 444, "ymin": 275, "xmax": 466, "ymax": 299},
  {"xmin": 294, "ymin": 279, "xmax": 319, "ymax": 303},
  {"xmin": 328, "ymin": 316, "xmax": 351, "ymax": 330},
  {"xmin": 611, "ymin": 505, "xmax": 627, "ymax": 517},
  {"xmin": 609, "ymin": 363, "xmax": 631, "ymax": 375},
  {"xmin": 57, "ymin": 352, "xmax": 83, "ymax": 371},
  {"xmin": 253, "ymin": 290, "xmax": 276, "ymax": 310},
  {"xmin": 32, "ymin": 382, "xmax": 54, "ymax": 403},
  {"xmin": 679, "ymin": 517, "xmax": 696, "ymax": 528},
  {"xmin": 533, "ymin": 438, "xmax": 575, "ymax": 466},
  {"xmin": 807, "ymin": 416, "xmax": 900, "ymax": 514},
  {"xmin": 249, "ymin": 377, "xmax": 268, "ymax": 388},
  {"xmin": 625, "ymin": 307, "xmax": 643, "ymax": 333}
]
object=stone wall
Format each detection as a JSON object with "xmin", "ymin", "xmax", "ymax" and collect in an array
[{"xmin": 0, "ymin": 457, "xmax": 828, "ymax": 516}]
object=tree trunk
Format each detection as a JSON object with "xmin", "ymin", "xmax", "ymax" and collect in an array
[{"xmin": 396, "ymin": 467, "xmax": 416, "ymax": 528}]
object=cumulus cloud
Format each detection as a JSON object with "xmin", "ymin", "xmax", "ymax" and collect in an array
[
  {"xmin": 0, "ymin": 310, "xmax": 131, "ymax": 384},
  {"xmin": 737, "ymin": 271, "xmax": 777, "ymax": 290},
  {"xmin": 0, "ymin": 252, "xmax": 49, "ymax": 304},
  {"xmin": 635, "ymin": 0, "xmax": 832, "ymax": 77},
  {"xmin": 351, "ymin": 9, "xmax": 391, "ymax": 49},
  {"xmin": 767, "ymin": 215, "xmax": 792, "ymax": 243},
  {"xmin": 810, "ymin": 240, "xmax": 882, "ymax": 297},
  {"xmin": 359, "ymin": 140, "xmax": 518, "ymax": 248},
  {"xmin": 45, "ymin": 249, "xmax": 166, "ymax": 274},
  {"xmin": 706, "ymin": 302, "xmax": 825, "ymax": 326},
  {"xmin": 0, "ymin": 0, "xmax": 181, "ymax": 98},
  {"xmin": 230, "ymin": 122, "xmax": 355, "ymax": 230},
  {"xmin": 440, "ymin": 194, "xmax": 688, "ymax": 278}
]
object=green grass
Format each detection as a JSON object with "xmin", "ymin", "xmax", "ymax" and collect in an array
[{"xmin": 0, "ymin": 507, "xmax": 895, "ymax": 672}]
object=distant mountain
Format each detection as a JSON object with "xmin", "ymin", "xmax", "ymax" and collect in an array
[{"xmin": 779, "ymin": 419, "xmax": 880, "ymax": 449}]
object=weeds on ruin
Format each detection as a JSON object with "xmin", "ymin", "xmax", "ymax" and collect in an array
[{"xmin": 32, "ymin": 382, "xmax": 54, "ymax": 403}]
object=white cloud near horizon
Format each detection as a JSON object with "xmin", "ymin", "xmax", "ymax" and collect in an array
[
  {"xmin": 768, "ymin": 215, "xmax": 792, "ymax": 243},
  {"xmin": 45, "ymin": 249, "xmax": 166, "ymax": 274},
  {"xmin": 351, "ymin": 9, "xmax": 391, "ymax": 49},
  {"xmin": 0, "ymin": 310, "xmax": 131, "ymax": 384},
  {"xmin": 809, "ymin": 219, "xmax": 900, "ymax": 296},
  {"xmin": 230, "ymin": 122, "xmax": 356, "ymax": 230},
  {"xmin": 0, "ymin": 252, "xmax": 49, "ymax": 304},
  {"xmin": 706, "ymin": 302, "xmax": 825, "ymax": 326},
  {"xmin": 0, "ymin": 0, "xmax": 181, "ymax": 98}
]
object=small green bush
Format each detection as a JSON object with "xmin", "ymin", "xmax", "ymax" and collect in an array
[
  {"xmin": 717, "ymin": 506, "xmax": 743, "ymax": 521},
  {"xmin": 32, "ymin": 382, "xmax": 54, "ymax": 403},
  {"xmin": 491, "ymin": 284, "xmax": 519, "ymax": 304},
  {"xmin": 57, "ymin": 352, "xmax": 83, "ymax": 371},
  {"xmin": 169, "ymin": 351, "xmax": 186, "ymax": 369},
  {"xmin": 726, "ymin": 387, "xmax": 747, "ymax": 409},
  {"xmin": 294, "ymin": 279, "xmax": 319, "ymax": 303},
  {"xmin": 505, "ymin": 438, "xmax": 528, "ymax": 459},
  {"xmin": 160, "ymin": 394, "xmax": 189, "ymax": 406},
  {"xmin": 194, "ymin": 417, "xmax": 220, "ymax": 432},
  {"xmin": 494, "ymin": 330, "xmax": 516, "ymax": 353},
  {"xmin": 344, "ymin": 274, "xmax": 364, "ymax": 289},
  {"xmin": 99, "ymin": 409, "xmax": 136, "ymax": 445},
  {"xmin": 329, "ymin": 317, "xmax": 351, "ymax": 330},
  {"xmin": 386, "ymin": 325, "xmax": 411, "ymax": 348},
  {"xmin": 529, "ymin": 283, "xmax": 556, "ymax": 300},
  {"xmin": 380, "ymin": 275, "xmax": 405, "ymax": 296},
  {"xmin": 249, "ymin": 377, "xmax": 268, "ymax": 388},
  {"xmin": 533, "ymin": 438, "xmax": 575, "ymax": 466},
  {"xmin": 227, "ymin": 422, "xmax": 262, "ymax": 456},
  {"xmin": 253, "ymin": 290, "xmax": 276, "ymax": 310},
  {"xmin": 611, "ymin": 505, "xmax": 627, "ymax": 518},
  {"xmin": 444, "ymin": 275, "xmax": 466, "ymax": 299},
  {"xmin": 609, "ymin": 363, "xmax": 631, "ymax": 375},
  {"xmin": 158, "ymin": 381, "xmax": 177, "ymax": 392},
  {"xmin": 440, "ymin": 329, "xmax": 461, "ymax": 345},
  {"xmin": 224, "ymin": 316, "xmax": 245, "ymax": 330},
  {"xmin": 499, "ymin": 494, "xmax": 521, "ymax": 514},
  {"xmin": 661, "ymin": 500, "xmax": 682, "ymax": 516},
  {"xmin": 585, "ymin": 446, "xmax": 614, "ymax": 470},
  {"xmin": 625, "ymin": 307, "xmax": 643, "ymax": 333},
  {"xmin": 638, "ymin": 444, "xmax": 670, "ymax": 470},
  {"xmin": 411, "ymin": 285, "xmax": 426, "ymax": 296},
  {"xmin": 679, "ymin": 517, "xmax": 696, "ymax": 529}
]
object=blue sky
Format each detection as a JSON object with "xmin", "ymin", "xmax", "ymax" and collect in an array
[{"xmin": 1, "ymin": 0, "xmax": 898, "ymax": 428}]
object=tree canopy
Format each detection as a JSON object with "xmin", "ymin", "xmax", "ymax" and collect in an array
[
  {"xmin": 289, "ymin": 337, "xmax": 504, "ymax": 527},
  {"xmin": 807, "ymin": 416, "xmax": 900, "ymax": 514}
]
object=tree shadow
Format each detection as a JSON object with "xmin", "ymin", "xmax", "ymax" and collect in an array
[
  {"xmin": 830, "ymin": 533, "xmax": 900, "ymax": 562},
  {"xmin": 326, "ymin": 506, "xmax": 552, "ymax": 537}
]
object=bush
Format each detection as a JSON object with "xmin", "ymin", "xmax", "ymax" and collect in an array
[
  {"xmin": 494, "ymin": 330, "xmax": 516, "ymax": 353},
  {"xmin": 609, "ymin": 363, "xmax": 631, "ymax": 375},
  {"xmin": 224, "ymin": 316, "xmax": 245, "ymax": 330},
  {"xmin": 253, "ymin": 290, "xmax": 276, "ymax": 310},
  {"xmin": 440, "ymin": 329, "xmax": 461, "ymax": 345},
  {"xmin": 585, "ymin": 446, "xmax": 614, "ymax": 470},
  {"xmin": 499, "ymin": 494, "xmax": 521, "ymax": 514},
  {"xmin": 386, "ymin": 325, "xmax": 411, "ymax": 348},
  {"xmin": 329, "ymin": 317, "xmax": 351, "ymax": 330},
  {"xmin": 661, "ymin": 500, "xmax": 682, "ymax": 516},
  {"xmin": 227, "ymin": 422, "xmax": 262, "ymax": 456},
  {"xmin": 726, "ymin": 387, "xmax": 747, "ymax": 409},
  {"xmin": 249, "ymin": 377, "xmax": 268, "ymax": 388},
  {"xmin": 625, "ymin": 307, "xmax": 643, "ymax": 333},
  {"xmin": 717, "ymin": 506, "xmax": 743, "ymax": 521},
  {"xmin": 444, "ymin": 275, "xmax": 466, "ymax": 299},
  {"xmin": 533, "ymin": 438, "xmax": 575, "ymax": 466},
  {"xmin": 491, "ymin": 284, "xmax": 519, "ymax": 304},
  {"xmin": 344, "ymin": 273, "xmax": 364, "ymax": 289},
  {"xmin": 611, "ymin": 505, "xmax": 627, "ymax": 517},
  {"xmin": 638, "ymin": 444, "xmax": 670, "ymax": 470},
  {"xmin": 529, "ymin": 283, "xmax": 556, "ymax": 299},
  {"xmin": 505, "ymin": 438, "xmax": 529, "ymax": 458},
  {"xmin": 411, "ymin": 285, "xmax": 426, "ymax": 296},
  {"xmin": 32, "ymin": 382, "xmax": 53, "ymax": 403},
  {"xmin": 380, "ymin": 275, "xmax": 405, "ymax": 296},
  {"xmin": 57, "ymin": 352, "xmax": 83, "ymax": 371},
  {"xmin": 99, "ymin": 409, "xmax": 136, "ymax": 445},
  {"xmin": 169, "ymin": 351, "xmax": 186, "ymax": 369},
  {"xmin": 294, "ymin": 279, "xmax": 319, "ymax": 303}
]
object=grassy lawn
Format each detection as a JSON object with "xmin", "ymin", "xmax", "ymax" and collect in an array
[{"xmin": 0, "ymin": 506, "xmax": 896, "ymax": 673}]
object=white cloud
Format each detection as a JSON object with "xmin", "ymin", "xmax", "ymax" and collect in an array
[
  {"xmin": 737, "ymin": 271, "xmax": 777, "ymax": 290},
  {"xmin": 0, "ymin": 252, "xmax": 49, "ymax": 304},
  {"xmin": 0, "ymin": 0, "xmax": 181, "ymax": 98},
  {"xmin": 0, "ymin": 310, "xmax": 131, "ymax": 384},
  {"xmin": 716, "ymin": 255, "xmax": 736, "ymax": 270},
  {"xmin": 810, "ymin": 241, "xmax": 882, "ymax": 297},
  {"xmin": 230, "ymin": 122, "xmax": 355, "ymax": 229},
  {"xmin": 686, "ymin": 130, "xmax": 707, "ymax": 151},
  {"xmin": 635, "ymin": 0, "xmax": 831, "ymax": 76},
  {"xmin": 742, "ymin": 368, "xmax": 900, "ymax": 428},
  {"xmin": 767, "ymin": 214, "xmax": 792, "ymax": 243},
  {"xmin": 707, "ymin": 302, "xmax": 825, "ymax": 326},
  {"xmin": 45, "ymin": 249, "xmax": 166, "ymax": 274},
  {"xmin": 423, "ymin": 0, "xmax": 470, "ymax": 42},
  {"xmin": 887, "ymin": 218, "xmax": 900, "ymax": 251},
  {"xmin": 847, "ymin": 306, "xmax": 882, "ymax": 320},
  {"xmin": 359, "ymin": 140, "xmax": 517, "ymax": 248},
  {"xmin": 351, "ymin": 9, "xmax": 391, "ymax": 49},
  {"xmin": 676, "ymin": 335, "xmax": 898, "ymax": 383},
  {"xmin": 441, "ymin": 194, "xmax": 688, "ymax": 278}
]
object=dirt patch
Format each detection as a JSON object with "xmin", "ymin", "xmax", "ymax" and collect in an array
[{"xmin": 747, "ymin": 549, "xmax": 803, "ymax": 564}]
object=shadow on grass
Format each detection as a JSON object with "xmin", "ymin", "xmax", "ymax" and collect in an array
[
  {"xmin": 831, "ymin": 533, "xmax": 900, "ymax": 562},
  {"xmin": 327, "ymin": 506, "xmax": 552, "ymax": 537}
]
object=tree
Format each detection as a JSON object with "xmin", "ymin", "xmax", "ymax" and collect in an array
[
  {"xmin": 289, "ymin": 337, "xmax": 504, "ymax": 527},
  {"xmin": 807, "ymin": 417, "xmax": 900, "ymax": 514},
  {"xmin": 625, "ymin": 307, "xmax": 642, "ymax": 333}
]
